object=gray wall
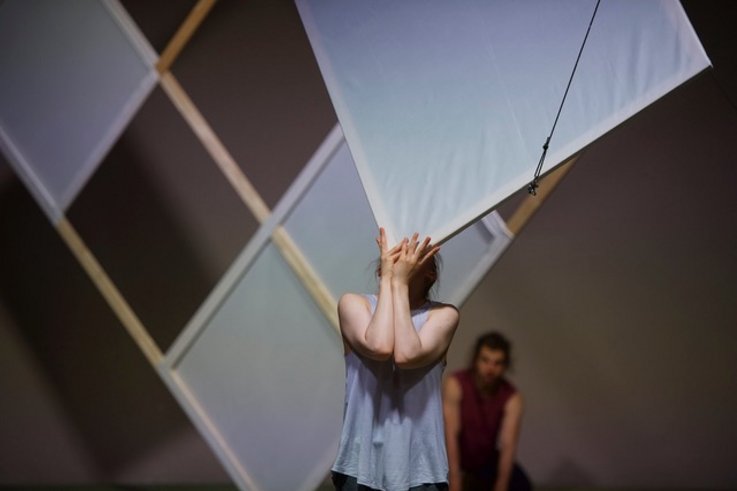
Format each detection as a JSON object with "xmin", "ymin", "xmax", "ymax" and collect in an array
[{"xmin": 1, "ymin": 0, "xmax": 735, "ymax": 488}]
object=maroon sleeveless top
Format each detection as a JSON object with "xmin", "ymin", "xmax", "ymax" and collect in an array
[{"xmin": 452, "ymin": 369, "xmax": 517, "ymax": 472}]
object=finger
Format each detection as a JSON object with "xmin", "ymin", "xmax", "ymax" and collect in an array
[
  {"xmin": 388, "ymin": 239, "xmax": 404, "ymax": 260},
  {"xmin": 389, "ymin": 243, "xmax": 403, "ymax": 254},
  {"xmin": 419, "ymin": 236, "xmax": 431, "ymax": 253},
  {"xmin": 388, "ymin": 248, "xmax": 402, "ymax": 261},
  {"xmin": 381, "ymin": 228, "xmax": 400, "ymax": 256},
  {"xmin": 407, "ymin": 232, "xmax": 419, "ymax": 254},
  {"xmin": 418, "ymin": 245, "xmax": 441, "ymax": 266},
  {"xmin": 391, "ymin": 237, "xmax": 407, "ymax": 252}
]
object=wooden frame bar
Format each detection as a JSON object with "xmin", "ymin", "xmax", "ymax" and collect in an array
[
  {"xmin": 56, "ymin": 218, "xmax": 163, "ymax": 365},
  {"xmin": 156, "ymin": 0, "xmax": 218, "ymax": 74}
]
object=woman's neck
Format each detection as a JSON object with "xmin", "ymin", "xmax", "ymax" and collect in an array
[{"xmin": 408, "ymin": 288, "xmax": 428, "ymax": 310}]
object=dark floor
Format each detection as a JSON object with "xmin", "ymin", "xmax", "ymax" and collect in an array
[
  {"xmin": 0, "ymin": 488, "xmax": 228, "ymax": 491},
  {"xmin": 2, "ymin": 488, "xmax": 730, "ymax": 491}
]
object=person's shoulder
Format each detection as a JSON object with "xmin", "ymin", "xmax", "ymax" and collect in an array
[
  {"xmin": 444, "ymin": 369, "xmax": 472, "ymax": 402},
  {"xmin": 339, "ymin": 292, "xmax": 371, "ymax": 305},
  {"xmin": 447, "ymin": 368, "xmax": 472, "ymax": 390},
  {"xmin": 450, "ymin": 367, "xmax": 470, "ymax": 379},
  {"xmin": 504, "ymin": 386, "xmax": 524, "ymax": 412},
  {"xmin": 443, "ymin": 371, "xmax": 463, "ymax": 398},
  {"xmin": 428, "ymin": 301, "xmax": 460, "ymax": 321},
  {"xmin": 430, "ymin": 300, "xmax": 458, "ymax": 313},
  {"xmin": 338, "ymin": 293, "xmax": 372, "ymax": 314}
]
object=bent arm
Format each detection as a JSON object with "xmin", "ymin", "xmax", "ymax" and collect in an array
[
  {"xmin": 392, "ymin": 287, "xmax": 459, "ymax": 369},
  {"xmin": 494, "ymin": 392, "xmax": 524, "ymax": 491},
  {"xmin": 338, "ymin": 281, "xmax": 394, "ymax": 360},
  {"xmin": 443, "ymin": 375, "xmax": 463, "ymax": 491}
]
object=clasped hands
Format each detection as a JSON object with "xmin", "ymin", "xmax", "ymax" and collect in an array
[{"xmin": 376, "ymin": 227, "xmax": 440, "ymax": 285}]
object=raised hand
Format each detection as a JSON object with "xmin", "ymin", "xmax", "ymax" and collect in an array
[
  {"xmin": 392, "ymin": 232, "xmax": 440, "ymax": 285},
  {"xmin": 376, "ymin": 227, "xmax": 403, "ymax": 279}
]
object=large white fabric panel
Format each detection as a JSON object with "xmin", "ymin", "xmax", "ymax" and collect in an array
[
  {"xmin": 0, "ymin": 0, "xmax": 157, "ymax": 222},
  {"xmin": 172, "ymin": 243, "xmax": 344, "ymax": 491},
  {"xmin": 296, "ymin": 0, "xmax": 710, "ymax": 245}
]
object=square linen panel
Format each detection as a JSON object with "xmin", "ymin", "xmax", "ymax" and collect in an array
[{"xmin": 296, "ymin": 0, "xmax": 710, "ymax": 245}]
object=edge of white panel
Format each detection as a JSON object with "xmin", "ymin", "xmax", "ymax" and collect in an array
[
  {"xmin": 427, "ymin": 61, "xmax": 712, "ymax": 249},
  {"xmin": 0, "ymin": 126, "xmax": 62, "ymax": 223},
  {"xmin": 447, "ymin": 212, "xmax": 513, "ymax": 307},
  {"xmin": 57, "ymin": 0, "xmax": 160, "ymax": 212},
  {"xmin": 102, "ymin": 0, "xmax": 160, "ymax": 66},
  {"xmin": 294, "ymin": 0, "xmax": 398, "ymax": 245},
  {"xmin": 156, "ymin": 367, "xmax": 264, "ymax": 491},
  {"xmin": 295, "ymin": 0, "xmax": 712, "ymax": 248},
  {"xmin": 58, "ymin": 70, "xmax": 158, "ymax": 213}
]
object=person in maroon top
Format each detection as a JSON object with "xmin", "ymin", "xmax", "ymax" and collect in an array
[{"xmin": 443, "ymin": 332, "xmax": 532, "ymax": 491}]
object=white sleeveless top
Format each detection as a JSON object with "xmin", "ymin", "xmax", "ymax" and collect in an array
[{"xmin": 332, "ymin": 295, "xmax": 448, "ymax": 490}]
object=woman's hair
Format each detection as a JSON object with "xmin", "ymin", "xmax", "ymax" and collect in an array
[
  {"xmin": 424, "ymin": 253, "xmax": 442, "ymax": 298},
  {"xmin": 470, "ymin": 331, "xmax": 512, "ymax": 369}
]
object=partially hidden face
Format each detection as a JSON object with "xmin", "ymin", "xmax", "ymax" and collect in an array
[{"xmin": 474, "ymin": 346, "xmax": 508, "ymax": 386}]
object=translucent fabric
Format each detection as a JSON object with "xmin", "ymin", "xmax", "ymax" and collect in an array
[{"xmin": 296, "ymin": 0, "xmax": 710, "ymax": 245}]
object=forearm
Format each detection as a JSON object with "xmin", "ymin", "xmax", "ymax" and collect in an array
[
  {"xmin": 443, "ymin": 378, "xmax": 464, "ymax": 491},
  {"xmin": 493, "ymin": 446, "xmax": 516, "ymax": 491},
  {"xmin": 363, "ymin": 277, "xmax": 395, "ymax": 354},
  {"xmin": 446, "ymin": 441, "xmax": 463, "ymax": 491},
  {"xmin": 391, "ymin": 279, "xmax": 422, "ymax": 363}
]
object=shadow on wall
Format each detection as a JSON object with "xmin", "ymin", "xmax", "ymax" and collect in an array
[{"xmin": 0, "ymin": 154, "xmax": 225, "ymax": 480}]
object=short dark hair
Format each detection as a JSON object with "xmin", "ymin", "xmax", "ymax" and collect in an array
[{"xmin": 471, "ymin": 331, "xmax": 512, "ymax": 368}]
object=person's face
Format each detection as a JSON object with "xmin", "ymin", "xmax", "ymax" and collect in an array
[{"xmin": 473, "ymin": 346, "xmax": 508, "ymax": 387}]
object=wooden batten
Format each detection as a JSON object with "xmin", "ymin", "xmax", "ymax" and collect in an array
[
  {"xmin": 159, "ymin": 72, "xmax": 271, "ymax": 223},
  {"xmin": 271, "ymin": 226, "xmax": 340, "ymax": 332},
  {"xmin": 56, "ymin": 218, "xmax": 163, "ymax": 366},
  {"xmin": 156, "ymin": 0, "xmax": 218, "ymax": 74}
]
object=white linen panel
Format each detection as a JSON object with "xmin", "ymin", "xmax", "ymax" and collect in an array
[
  {"xmin": 0, "ymin": 0, "xmax": 157, "ymax": 222},
  {"xmin": 296, "ymin": 0, "xmax": 710, "ymax": 246}
]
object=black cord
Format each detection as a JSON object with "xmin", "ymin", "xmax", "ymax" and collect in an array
[{"xmin": 528, "ymin": 0, "xmax": 602, "ymax": 195}]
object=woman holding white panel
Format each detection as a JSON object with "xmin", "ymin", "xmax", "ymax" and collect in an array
[{"xmin": 332, "ymin": 228, "xmax": 460, "ymax": 491}]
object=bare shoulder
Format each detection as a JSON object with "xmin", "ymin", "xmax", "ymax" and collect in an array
[
  {"xmin": 443, "ymin": 373, "xmax": 463, "ymax": 398},
  {"xmin": 443, "ymin": 374, "xmax": 462, "ymax": 394},
  {"xmin": 506, "ymin": 391, "xmax": 524, "ymax": 411},
  {"xmin": 338, "ymin": 292, "xmax": 371, "ymax": 313},
  {"xmin": 428, "ymin": 302, "xmax": 460, "ymax": 323},
  {"xmin": 337, "ymin": 293, "xmax": 373, "ymax": 338},
  {"xmin": 431, "ymin": 300, "xmax": 459, "ymax": 312}
]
